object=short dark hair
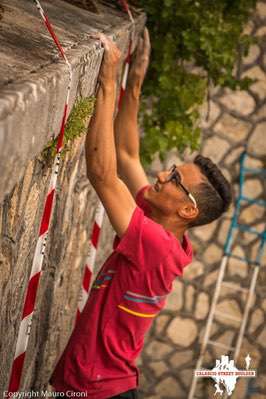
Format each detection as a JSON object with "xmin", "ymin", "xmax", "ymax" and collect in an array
[{"xmin": 189, "ymin": 155, "xmax": 232, "ymax": 227}]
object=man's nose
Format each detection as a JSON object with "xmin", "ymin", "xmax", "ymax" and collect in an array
[{"xmin": 157, "ymin": 170, "xmax": 169, "ymax": 183}]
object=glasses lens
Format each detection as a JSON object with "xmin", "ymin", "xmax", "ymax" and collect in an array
[{"xmin": 169, "ymin": 166, "xmax": 181, "ymax": 184}]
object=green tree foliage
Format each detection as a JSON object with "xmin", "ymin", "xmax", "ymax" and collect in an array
[{"xmin": 134, "ymin": 0, "xmax": 257, "ymax": 165}]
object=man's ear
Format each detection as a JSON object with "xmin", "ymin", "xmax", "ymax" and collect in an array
[{"xmin": 178, "ymin": 204, "xmax": 199, "ymax": 220}]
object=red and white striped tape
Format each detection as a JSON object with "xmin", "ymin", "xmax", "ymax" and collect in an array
[
  {"xmin": 118, "ymin": 38, "xmax": 132, "ymax": 109},
  {"xmin": 76, "ymin": 202, "xmax": 105, "ymax": 320},
  {"xmin": 76, "ymin": 0, "xmax": 135, "ymax": 320},
  {"xmin": 119, "ymin": 0, "xmax": 134, "ymax": 23},
  {"xmin": 8, "ymin": 0, "xmax": 72, "ymax": 392}
]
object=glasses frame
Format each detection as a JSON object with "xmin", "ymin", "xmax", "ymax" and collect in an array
[{"xmin": 166, "ymin": 164, "xmax": 197, "ymax": 208}]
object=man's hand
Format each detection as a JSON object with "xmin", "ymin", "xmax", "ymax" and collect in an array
[
  {"xmin": 113, "ymin": 28, "xmax": 150, "ymax": 198},
  {"xmin": 127, "ymin": 28, "xmax": 151, "ymax": 95},
  {"xmin": 91, "ymin": 33, "xmax": 121, "ymax": 84}
]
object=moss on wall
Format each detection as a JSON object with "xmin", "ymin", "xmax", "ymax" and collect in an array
[{"xmin": 43, "ymin": 96, "xmax": 95, "ymax": 159}]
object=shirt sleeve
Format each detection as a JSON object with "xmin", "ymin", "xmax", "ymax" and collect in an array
[{"xmin": 115, "ymin": 206, "xmax": 173, "ymax": 269}]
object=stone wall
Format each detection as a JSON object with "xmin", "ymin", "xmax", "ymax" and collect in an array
[
  {"xmin": 0, "ymin": 0, "xmax": 145, "ymax": 394},
  {"xmin": 135, "ymin": 2, "xmax": 266, "ymax": 398}
]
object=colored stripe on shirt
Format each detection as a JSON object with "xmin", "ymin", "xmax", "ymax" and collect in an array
[{"xmin": 117, "ymin": 304, "xmax": 157, "ymax": 318}]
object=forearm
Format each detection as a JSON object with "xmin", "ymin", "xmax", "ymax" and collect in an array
[
  {"xmin": 114, "ymin": 84, "xmax": 141, "ymax": 163},
  {"xmin": 85, "ymin": 80, "xmax": 117, "ymax": 181},
  {"xmin": 114, "ymin": 27, "xmax": 150, "ymax": 165}
]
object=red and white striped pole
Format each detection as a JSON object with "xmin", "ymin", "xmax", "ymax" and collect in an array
[
  {"xmin": 8, "ymin": 0, "xmax": 73, "ymax": 392},
  {"xmin": 76, "ymin": 0, "xmax": 135, "ymax": 320}
]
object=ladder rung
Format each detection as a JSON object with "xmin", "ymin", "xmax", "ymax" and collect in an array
[
  {"xmin": 208, "ymin": 339, "xmax": 234, "ymax": 351},
  {"xmin": 225, "ymin": 253, "xmax": 259, "ymax": 266},
  {"xmin": 243, "ymin": 167, "xmax": 266, "ymax": 175},
  {"xmin": 215, "ymin": 310, "xmax": 242, "ymax": 323},
  {"xmin": 240, "ymin": 195, "xmax": 266, "ymax": 207},
  {"xmin": 222, "ymin": 281, "xmax": 249, "ymax": 293},
  {"xmin": 237, "ymin": 224, "xmax": 263, "ymax": 236}
]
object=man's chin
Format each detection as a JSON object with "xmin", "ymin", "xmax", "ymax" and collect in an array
[
  {"xmin": 144, "ymin": 185, "xmax": 158, "ymax": 206},
  {"xmin": 144, "ymin": 185, "xmax": 154, "ymax": 197}
]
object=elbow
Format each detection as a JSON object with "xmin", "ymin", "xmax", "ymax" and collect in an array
[
  {"xmin": 86, "ymin": 163, "xmax": 116, "ymax": 185},
  {"xmin": 117, "ymin": 152, "xmax": 139, "ymax": 169}
]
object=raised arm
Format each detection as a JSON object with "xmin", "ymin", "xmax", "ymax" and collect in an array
[
  {"xmin": 114, "ymin": 28, "xmax": 151, "ymax": 198},
  {"xmin": 85, "ymin": 34, "xmax": 136, "ymax": 237}
]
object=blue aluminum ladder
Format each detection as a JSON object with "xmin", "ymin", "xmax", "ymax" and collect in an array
[{"xmin": 188, "ymin": 151, "xmax": 266, "ymax": 399}]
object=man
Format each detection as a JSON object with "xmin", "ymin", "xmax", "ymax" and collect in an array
[{"xmin": 50, "ymin": 29, "xmax": 232, "ymax": 399}]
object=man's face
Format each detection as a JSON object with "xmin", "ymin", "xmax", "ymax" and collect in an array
[{"xmin": 144, "ymin": 163, "xmax": 205, "ymax": 218}]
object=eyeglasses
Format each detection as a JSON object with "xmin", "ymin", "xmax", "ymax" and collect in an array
[{"xmin": 166, "ymin": 164, "xmax": 197, "ymax": 207}]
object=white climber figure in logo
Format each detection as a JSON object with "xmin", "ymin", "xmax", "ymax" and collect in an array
[
  {"xmin": 245, "ymin": 354, "xmax": 251, "ymax": 370},
  {"xmin": 214, "ymin": 383, "xmax": 223, "ymax": 395},
  {"xmin": 212, "ymin": 355, "xmax": 239, "ymax": 396}
]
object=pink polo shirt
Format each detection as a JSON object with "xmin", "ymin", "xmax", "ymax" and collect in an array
[{"xmin": 50, "ymin": 185, "xmax": 193, "ymax": 398}]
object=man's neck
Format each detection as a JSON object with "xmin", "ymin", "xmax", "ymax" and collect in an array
[{"xmin": 149, "ymin": 212, "xmax": 187, "ymax": 241}]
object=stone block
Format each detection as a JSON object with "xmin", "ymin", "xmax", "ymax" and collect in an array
[
  {"xmin": 214, "ymin": 113, "xmax": 252, "ymax": 141},
  {"xmin": 250, "ymin": 80, "xmax": 266, "ymax": 100},
  {"xmin": 239, "ymin": 203, "xmax": 265, "ymax": 224},
  {"xmin": 243, "ymin": 66, "xmax": 266, "ymax": 100},
  {"xmin": 192, "ymin": 220, "xmax": 218, "ymax": 242},
  {"xmin": 145, "ymin": 340, "xmax": 173, "ymax": 360},
  {"xmin": 155, "ymin": 376, "xmax": 185, "ymax": 397},
  {"xmin": 217, "ymin": 217, "xmax": 231, "ymax": 246},
  {"xmin": 183, "ymin": 260, "xmax": 204, "ymax": 280},
  {"xmin": 216, "ymin": 330, "xmax": 235, "ymax": 349},
  {"xmin": 195, "ymin": 292, "xmax": 209, "ymax": 320},
  {"xmin": 203, "ymin": 243, "xmax": 223, "ymax": 265},
  {"xmin": 219, "ymin": 90, "xmax": 256, "ymax": 116},
  {"xmin": 216, "ymin": 299, "xmax": 242, "ymax": 327},
  {"xmin": 185, "ymin": 285, "xmax": 195, "ymax": 312},
  {"xmin": 203, "ymin": 269, "xmax": 219, "ymax": 288},
  {"xmin": 255, "ymin": 26, "xmax": 266, "ymax": 36},
  {"xmin": 169, "ymin": 350, "xmax": 194, "ymax": 370},
  {"xmin": 223, "ymin": 146, "xmax": 244, "ymax": 167},
  {"xmin": 202, "ymin": 136, "xmax": 231, "ymax": 163},
  {"xmin": 248, "ymin": 122, "xmax": 266, "ymax": 157},
  {"xmin": 155, "ymin": 313, "xmax": 171, "ymax": 335},
  {"xmin": 228, "ymin": 246, "xmax": 248, "ymax": 278},
  {"xmin": 180, "ymin": 368, "xmax": 193, "ymax": 388},
  {"xmin": 243, "ymin": 44, "xmax": 261, "ymax": 65},
  {"xmin": 257, "ymin": 327, "xmax": 266, "ymax": 348},
  {"xmin": 199, "ymin": 100, "xmax": 221, "ymax": 129},
  {"xmin": 149, "ymin": 361, "xmax": 168, "ymax": 377},
  {"xmin": 165, "ymin": 280, "xmax": 183, "ymax": 311},
  {"xmin": 253, "ymin": 103, "xmax": 266, "ymax": 121},
  {"xmin": 248, "ymin": 308, "xmax": 264, "ymax": 334},
  {"xmin": 256, "ymin": 2, "xmax": 266, "ymax": 17},
  {"xmin": 167, "ymin": 317, "xmax": 198, "ymax": 347}
]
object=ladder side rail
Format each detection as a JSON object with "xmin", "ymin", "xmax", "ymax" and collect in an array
[
  {"xmin": 188, "ymin": 256, "xmax": 229, "ymax": 399},
  {"xmin": 234, "ymin": 231, "xmax": 265, "ymax": 361},
  {"xmin": 224, "ymin": 152, "xmax": 246, "ymax": 256},
  {"xmin": 233, "ymin": 265, "xmax": 260, "ymax": 362}
]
